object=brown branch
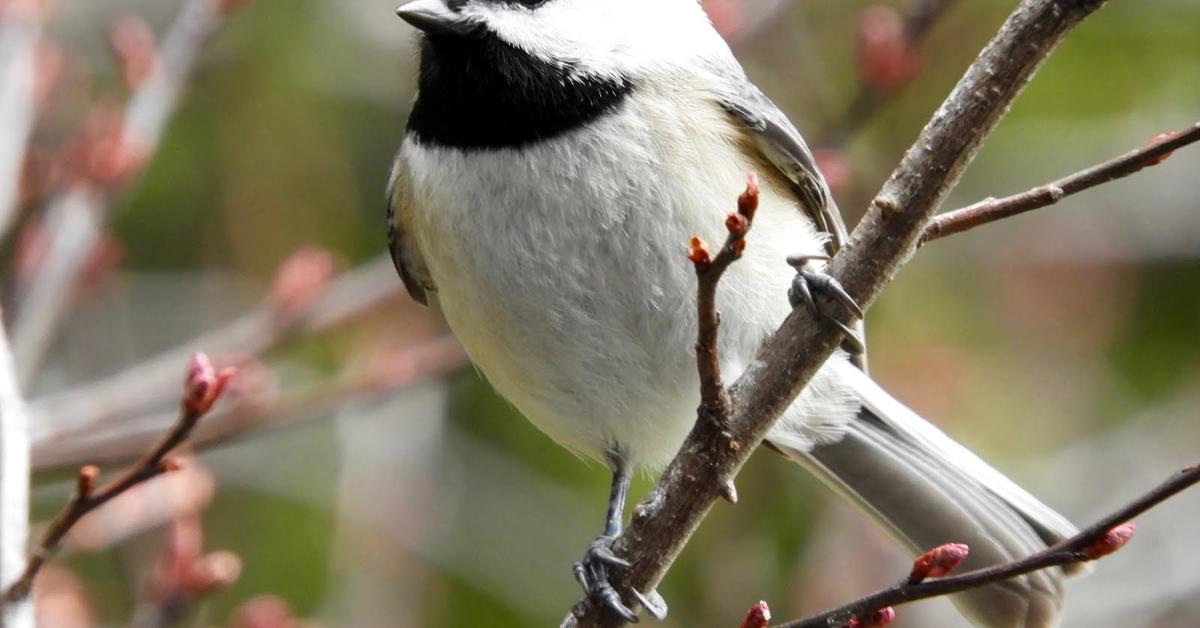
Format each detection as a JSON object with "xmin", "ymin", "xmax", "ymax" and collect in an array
[
  {"xmin": 777, "ymin": 464, "xmax": 1200, "ymax": 627},
  {"xmin": 0, "ymin": 354, "xmax": 234, "ymax": 604},
  {"xmin": 922, "ymin": 121, "xmax": 1200, "ymax": 244},
  {"xmin": 565, "ymin": 0, "xmax": 1111, "ymax": 625},
  {"xmin": 689, "ymin": 174, "xmax": 761, "ymax": 434}
]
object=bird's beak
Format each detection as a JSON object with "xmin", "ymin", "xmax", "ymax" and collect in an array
[{"xmin": 395, "ymin": 0, "xmax": 473, "ymax": 36}]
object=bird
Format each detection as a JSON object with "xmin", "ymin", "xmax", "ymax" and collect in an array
[{"xmin": 386, "ymin": 0, "xmax": 1082, "ymax": 625}]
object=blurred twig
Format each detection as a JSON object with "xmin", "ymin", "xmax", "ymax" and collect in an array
[
  {"xmin": 11, "ymin": 0, "xmax": 246, "ymax": 384},
  {"xmin": 0, "ymin": 314, "xmax": 33, "ymax": 628},
  {"xmin": 778, "ymin": 465, "xmax": 1200, "ymax": 627},
  {"xmin": 30, "ymin": 255, "xmax": 405, "ymax": 447},
  {"xmin": 34, "ymin": 334, "xmax": 466, "ymax": 471},
  {"xmin": 566, "ymin": 0, "xmax": 1110, "ymax": 625},
  {"xmin": 0, "ymin": 354, "xmax": 234, "ymax": 604},
  {"xmin": 823, "ymin": 0, "xmax": 958, "ymax": 147},
  {"xmin": 0, "ymin": 1, "xmax": 46, "ymax": 241},
  {"xmin": 921, "ymin": 121, "xmax": 1200, "ymax": 244}
]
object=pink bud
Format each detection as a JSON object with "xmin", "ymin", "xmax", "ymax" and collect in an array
[
  {"xmin": 182, "ymin": 551, "xmax": 243, "ymax": 596},
  {"xmin": 847, "ymin": 607, "xmax": 896, "ymax": 627},
  {"xmin": 856, "ymin": 6, "xmax": 921, "ymax": 93},
  {"xmin": 737, "ymin": 601, "xmax": 770, "ymax": 628},
  {"xmin": 230, "ymin": 595, "xmax": 296, "ymax": 628},
  {"xmin": 1081, "ymin": 523, "xmax": 1135, "ymax": 560},
  {"xmin": 267, "ymin": 247, "xmax": 337, "ymax": 316},
  {"xmin": 215, "ymin": 0, "xmax": 252, "ymax": 14},
  {"xmin": 110, "ymin": 15, "xmax": 157, "ymax": 88},
  {"xmin": 909, "ymin": 543, "xmax": 970, "ymax": 584},
  {"xmin": 183, "ymin": 353, "xmax": 236, "ymax": 415}
]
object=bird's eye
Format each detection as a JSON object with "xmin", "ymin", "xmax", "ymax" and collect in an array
[{"xmin": 514, "ymin": 0, "xmax": 547, "ymax": 7}]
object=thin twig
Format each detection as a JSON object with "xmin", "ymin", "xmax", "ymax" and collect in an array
[
  {"xmin": 689, "ymin": 174, "xmax": 760, "ymax": 429},
  {"xmin": 29, "ymin": 255, "xmax": 405, "ymax": 448},
  {"xmin": 33, "ymin": 334, "xmax": 467, "ymax": 471},
  {"xmin": 0, "ymin": 314, "xmax": 33, "ymax": 628},
  {"xmin": 11, "ymin": 0, "xmax": 244, "ymax": 384},
  {"xmin": 565, "ymin": 1, "xmax": 1111, "ymax": 625},
  {"xmin": 922, "ymin": 121, "xmax": 1200, "ymax": 244},
  {"xmin": 0, "ymin": 354, "xmax": 234, "ymax": 604},
  {"xmin": 778, "ymin": 464, "xmax": 1200, "ymax": 627}
]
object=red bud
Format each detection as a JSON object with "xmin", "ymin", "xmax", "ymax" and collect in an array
[
  {"xmin": 737, "ymin": 172, "xmax": 760, "ymax": 219},
  {"xmin": 909, "ymin": 542, "xmax": 970, "ymax": 584},
  {"xmin": 183, "ymin": 353, "xmax": 236, "ymax": 416},
  {"xmin": 688, "ymin": 236, "xmax": 712, "ymax": 271},
  {"xmin": 847, "ymin": 607, "xmax": 896, "ymax": 627},
  {"xmin": 1081, "ymin": 523, "xmax": 1135, "ymax": 560},
  {"xmin": 738, "ymin": 601, "xmax": 770, "ymax": 628}
]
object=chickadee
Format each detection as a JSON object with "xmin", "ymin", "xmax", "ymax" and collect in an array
[{"xmin": 387, "ymin": 1, "xmax": 1081, "ymax": 625}]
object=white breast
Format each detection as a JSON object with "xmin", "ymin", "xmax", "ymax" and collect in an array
[{"xmin": 402, "ymin": 86, "xmax": 854, "ymax": 468}]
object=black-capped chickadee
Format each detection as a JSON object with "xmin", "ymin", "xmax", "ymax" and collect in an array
[{"xmin": 386, "ymin": 1, "xmax": 1081, "ymax": 625}]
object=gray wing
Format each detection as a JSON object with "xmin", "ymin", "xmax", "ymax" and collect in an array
[
  {"xmin": 719, "ymin": 84, "xmax": 848, "ymax": 255},
  {"xmin": 386, "ymin": 149, "xmax": 435, "ymax": 306},
  {"xmin": 718, "ymin": 79, "xmax": 867, "ymax": 366}
]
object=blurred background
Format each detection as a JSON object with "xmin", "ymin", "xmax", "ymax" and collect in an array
[{"xmin": 3, "ymin": 0, "xmax": 1199, "ymax": 626}]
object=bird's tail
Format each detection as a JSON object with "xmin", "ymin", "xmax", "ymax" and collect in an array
[{"xmin": 769, "ymin": 365, "xmax": 1083, "ymax": 628}]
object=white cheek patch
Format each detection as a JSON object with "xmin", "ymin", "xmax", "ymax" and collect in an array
[{"xmin": 462, "ymin": 0, "xmax": 730, "ymax": 80}]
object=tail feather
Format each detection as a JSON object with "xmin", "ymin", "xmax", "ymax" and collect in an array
[{"xmin": 768, "ymin": 364, "xmax": 1081, "ymax": 628}]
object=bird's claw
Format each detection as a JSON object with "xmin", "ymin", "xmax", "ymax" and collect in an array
[
  {"xmin": 788, "ymin": 263, "xmax": 865, "ymax": 355},
  {"xmin": 573, "ymin": 536, "xmax": 668, "ymax": 623}
]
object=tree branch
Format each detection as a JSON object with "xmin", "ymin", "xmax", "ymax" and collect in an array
[
  {"xmin": 0, "ymin": 314, "xmax": 33, "ymax": 628},
  {"xmin": 921, "ymin": 121, "xmax": 1200, "ymax": 244},
  {"xmin": 0, "ymin": 354, "xmax": 234, "ymax": 604},
  {"xmin": 28, "ymin": 254, "xmax": 405, "ymax": 450},
  {"xmin": 565, "ymin": 0, "xmax": 1111, "ymax": 625},
  {"xmin": 689, "ymin": 174, "xmax": 760, "ymax": 436},
  {"xmin": 10, "ymin": 0, "xmax": 247, "ymax": 384},
  {"xmin": 777, "ymin": 464, "xmax": 1200, "ymax": 627}
]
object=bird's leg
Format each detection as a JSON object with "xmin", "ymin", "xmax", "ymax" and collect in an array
[
  {"xmin": 787, "ymin": 255, "xmax": 866, "ymax": 355},
  {"xmin": 572, "ymin": 464, "xmax": 668, "ymax": 623}
]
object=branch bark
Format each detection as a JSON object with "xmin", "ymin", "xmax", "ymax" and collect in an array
[
  {"xmin": 0, "ymin": 354, "xmax": 234, "ymax": 605},
  {"xmin": 0, "ymin": 316, "xmax": 33, "ymax": 628},
  {"xmin": 566, "ymin": 0, "xmax": 1111, "ymax": 625},
  {"xmin": 922, "ymin": 121, "xmax": 1200, "ymax": 244},
  {"xmin": 778, "ymin": 464, "xmax": 1200, "ymax": 627}
]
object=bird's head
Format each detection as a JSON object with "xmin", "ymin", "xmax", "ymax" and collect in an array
[{"xmin": 395, "ymin": 0, "xmax": 728, "ymax": 83}]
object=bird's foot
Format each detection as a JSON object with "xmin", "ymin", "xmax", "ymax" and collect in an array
[
  {"xmin": 787, "ymin": 256, "xmax": 865, "ymax": 355},
  {"xmin": 572, "ymin": 536, "xmax": 668, "ymax": 623}
]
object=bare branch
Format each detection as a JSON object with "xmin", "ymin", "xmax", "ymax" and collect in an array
[
  {"xmin": 566, "ymin": 0, "xmax": 1111, "ymax": 625},
  {"xmin": 0, "ymin": 314, "xmax": 33, "ymax": 628},
  {"xmin": 922, "ymin": 121, "xmax": 1200, "ymax": 244},
  {"xmin": 34, "ymin": 334, "xmax": 466, "ymax": 471},
  {"xmin": 0, "ymin": 354, "xmax": 235, "ymax": 604},
  {"xmin": 10, "ymin": 0, "xmax": 246, "ymax": 384},
  {"xmin": 29, "ymin": 255, "xmax": 405, "ymax": 450},
  {"xmin": 689, "ymin": 173, "xmax": 760, "ymax": 433},
  {"xmin": 778, "ymin": 464, "xmax": 1200, "ymax": 627}
]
